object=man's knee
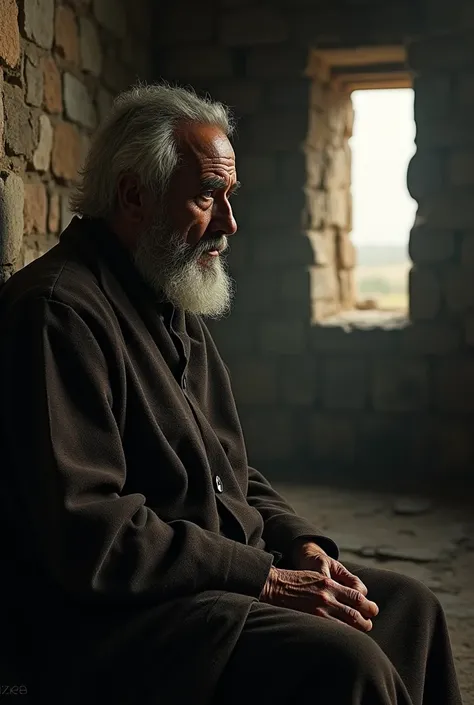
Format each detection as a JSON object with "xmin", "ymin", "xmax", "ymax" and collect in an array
[
  {"xmin": 347, "ymin": 561, "xmax": 444, "ymax": 617},
  {"xmin": 271, "ymin": 613, "xmax": 394, "ymax": 685}
]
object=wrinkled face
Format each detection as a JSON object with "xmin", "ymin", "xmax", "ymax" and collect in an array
[{"xmin": 133, "ymin": 123, "xmax": 239, "ymax": 317}]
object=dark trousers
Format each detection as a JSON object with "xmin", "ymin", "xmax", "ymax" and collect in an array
[{"xmin": 213, "ymin": 562, "xmax": 463, "ymax": 705}]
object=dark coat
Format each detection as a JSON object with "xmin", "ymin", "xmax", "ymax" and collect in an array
[{"xmin": 0, "ymin": 218, "xmax": 337, "ymax": 705}]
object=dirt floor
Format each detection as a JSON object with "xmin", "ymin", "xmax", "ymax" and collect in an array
[{"xmin": 274, "ymin": 483, "xmax": 474, "ymax": 704}]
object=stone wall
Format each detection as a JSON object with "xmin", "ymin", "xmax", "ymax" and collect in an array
[
  {"xmin": 306, "ymin": 74, "xmax": 354, "ymax": 320},
  {"xmin": 3, "ymin": 0, "xmax": 474, "ymax": 495},
  {"xmin": 157, "ymin": 0, "xmax": 474, "ymax": 495},
  {"xmin": 0, "ymin": 0, "xmax": 151, "ymax": 282}
]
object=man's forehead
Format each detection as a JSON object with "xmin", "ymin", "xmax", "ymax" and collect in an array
[{"xmin": 176, "ymin": 123, "xmax": 235, "ymax": 164}]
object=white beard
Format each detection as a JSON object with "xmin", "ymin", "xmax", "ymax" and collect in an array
[{"xmin": 133, "ymin": 217, "xmax": 234, "ymax": 318}]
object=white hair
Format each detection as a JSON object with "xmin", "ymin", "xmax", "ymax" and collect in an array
[{"xmin": 70, "ymin": 83, "xmax": 235, "ymax": 218}]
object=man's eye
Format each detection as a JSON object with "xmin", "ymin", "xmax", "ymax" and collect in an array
[{"xmin": 200, "ymin": 190, "xmax": 214, "ymax": 199}]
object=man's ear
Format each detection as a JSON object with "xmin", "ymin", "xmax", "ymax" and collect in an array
[{"xmin": 117, "ymin": 173, "xmax": 147, "ymax": 224}]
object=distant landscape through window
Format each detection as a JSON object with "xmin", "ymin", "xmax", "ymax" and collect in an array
[{"xmin": 350, "ymin": 88, "xmax": 417, "ymax": 312}]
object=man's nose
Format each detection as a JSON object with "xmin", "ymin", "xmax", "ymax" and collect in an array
[{"xmin": 211, "ymin": 199, "xmax": 238, "ymax": 237}]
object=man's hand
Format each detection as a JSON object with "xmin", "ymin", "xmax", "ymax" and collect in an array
[
  {"xmin": 291, "ymin": 540, "xmax": 370, "ymax": 598},
  {"xmin": 260, "ymin": 565, "xmax": 379, "ymax": 633}
]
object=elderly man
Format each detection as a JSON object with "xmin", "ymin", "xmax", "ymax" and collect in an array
[{"xmin": 0, "ymin": 85, "xmax": 461, "ymax": 705}]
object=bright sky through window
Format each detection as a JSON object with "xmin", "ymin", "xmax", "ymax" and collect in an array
[{"xmin": 349, "ymin": 89, "xmax": 417, "ymax": 248}]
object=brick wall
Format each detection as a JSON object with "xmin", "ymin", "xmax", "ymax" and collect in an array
[
  {"xmin": 156, "ymin": 0, "xmax": 474, "ymax": 495},
  {"xmin": 0, "ymin": 0, "xmax": 152, "ymax": 282}
]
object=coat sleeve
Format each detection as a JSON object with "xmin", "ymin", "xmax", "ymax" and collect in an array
[
  {"xmin": 246, "ymin": 466, "xmax": 339, "ymax": 561},
  {"xmin": 0, "ymin": 297, "xmax": 273, "ymax": 605}
]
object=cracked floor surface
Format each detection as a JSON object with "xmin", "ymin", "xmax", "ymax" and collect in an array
[{"xmin": 274, "ymin": 483, "xmax": 474, "ymax": 705}]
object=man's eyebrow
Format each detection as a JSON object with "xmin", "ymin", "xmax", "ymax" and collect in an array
[{"xmin": 200, "ymin": 177, "xmax": 242, "ymax": 194}]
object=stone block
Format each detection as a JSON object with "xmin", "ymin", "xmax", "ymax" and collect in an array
[
  {"xmin": 102, "ymin": 45, "xmax": 134, "ymax": 93},
  {"xmin": 52, "ymin": 121, "xmax": 82, "ymax": 182},
  {"xmin": 42, "ymin": 56, "xmax": 62, "ymax": 114},
  {"xmin": 307, "ymin": 229, "xmax": 336, "ymax": 267},
  {"xmin": 306, "ymin": 189, "xmax": 327, "ymax": 230},
  {"xmin": 25, "ymin": 56, "xmax": 43, "ymax": 107},
  {"xmin": 280, "ymin": 267, "xmax": 311, "ymax": 306},
  {"xmin": 235, "ymin": 188, "xmax": 304, "ymax": 229},
  {"xmin": 251, "ymin": 230, "xmax": 314, "ymax": 268},
  {"xmin": 219, "ymin": 6, "xmax": 287, "ymax": 46},
  {"xmin": 23, "ymin": 182, "xmax": 47, "ymax": 235},
  {"xmin": 237, "ymin": 155, "xmax": 276, "ymax": 190},
  {"xmin": 306, "ymin": 149, "xmax": 324, "ymax": 189},
  {"xmin": 406, "ymin": 151, "xmax": 444, "ymax": 201},
  {"xmin": 326, "ymin": 146, "xmax": 351, "ymax": 190},
  {"xmin": 60, "ymin": 191, "xmax": 73, "ymax": 230},
  {"xmin": 246, "ymin": 46, "xmax": 307, "ymax": 79},
  {"xmin": 421, "ymin": 189, "xmax": 474, "ymax": 228},
  {"xmin": 232, "ymin": 269, "xmax": 279, "ymax": 315},
  {"xmin": 0, "ymin": 172, "xmax": 24, "ymax": 264},
  {"xmin": 208, "ymin": 316, "xmax": 257, "ymax": 357},
  {"xmin": 3, "ymin": 84, "xmax": 37, "ymax": 158},
  {"xmin": 372, "ymin": 358, "xmax": 429, "ymax": 412},
  {"xmin": 55, "ymin": 5, "xmax": 79, "ymax": 64},
  {"xmin": 339, "ymin": 270, "xmax": 355, "ymax": 309},
  {"xmin": 310, "ymin": 323, "xmax": 405, "ymax": 354},
  {"xmin": 310, "ymin": 264, "xmax": 339, "ymax": 301},
  {"xmin": 259, "ymin": 319, "xmax": 307, "ymax": 355},
  {"xmin": 226, "ymin": 234, "xmax": 248, "ymax": 271},
  {"xmin": 307, "ymin": 111, "xmax": 331, "ymax": 151},
  {"xmin": 79, "ymin": 17, "xmax": 102, "ymax": 76},
  {"xmin": 328, "ymin": 189, "xmax": 349, "ymax": 229},
  {"xmin": 243, "ymin": 111, "xmax": 308, "ymax": 152},
  {"xmin": 93, "ymin": 0, "xmax": 126, "ymax": 38},
  {"xmin": 33, "ymin": 114, "xmax": 53, "ymax": 172},
  {"xmin": 307, "ymin": 413, "xmax": 356, "ymax": 467},
  {"xmin": 164, "ymin": 47, "xmax": 233, "ymax": 80},
  {"xmin": 229, "ymin": 357, "xmax": 278, "ymax": 404},
  {"xmin": 208, "ymin": 80, "xmax": 262, "ymax": 116},
  {"xmin": 125, "ymin": 0, "xmax": 149, "ymax": 40},
  {"xmin": 413, "ymin": 74, "xmax": 452, "ymax": 124},
  {"xmin": 239, "ymin": 407, "xmax": 296, "ymax": 462},
  {"xmin": 337, "ymin": 233, "xmax": 356, "ymax": 269},
  {"xmin": 448, "ymin": 149, "xmax": 474, "ymax": 186},
  {"xmin": 48, "ymin": 191, "xmax": 60, "ymax": 233},
  {"xmin": 121, "ymin": 35, "xmax": 148, "ymax": 76},
  {"xmin": 456, "ymin": 71, "xmax": 474, "ymax": 107},
  {"xmin": 442, "ymin": 265, "xmax": 474, "ymax": 313},
  {"xmin": 435, "ymin": 358, "xmax": 474, "ymax": 412},
  {"xmin": 266, "ymin": 79, "xmax": 310, "ymax": 109},
  {"xmin": 401, "ymin": 322, "xmax": 460, "ymax": 355},
  {"xmin": 357, "ymin": 415, "xmax": 409, "ymax": 479},
  {"xmin": 22, "ymin": 0, "xmax": 54, "ymax": 50},
  {"xmin": 432, "ymin": 421, "xmax": 474, "ymax": 478},
  {"xmin": 409, "ymin": 225, "xmax": 454, "ymax": 264},
  {"xmin": 409, "ymin": 267, "xmax": 441, "ymax": 320},
  {"xmin": 278, "ymin": 356, "xmax": 319, "ymax": 406},
  {"xmin": 97, "ymin": 87, "xmax": 113, "ymax": 122},
  {"xmin": 0, "ymin": 0, "xmax": 20, "ymax": 67},
  {"xmin": 323, "ymin": 357, "xmax": 367, "ymax": 410},
  {"xmin": 311, "ymin": 299, "xmax": 340, "ymax": 322},
  {"xmin": 407, "ymin": 33, "xmax": 474, "ymax": 71},
  {"xmin": 280, "ymin": 152, "xmax": 306, "ymax": 188},
  {"xmin": 310, "ymin": 81, "xmax": 329, "ymax": 111},
  {"xmin": 156, "ymin": 5, "xmax": 215, "ymax": 46},
  {"xmin": 416, "ymin": 112, "xmax": 474, "ymax": 150},
  {"xmin": 63, "ymin": 73, "xmax": 96, "ymax": 129},
  {"xmin": 461, "ymin": 230, "xmax": 474, "ymax": 268}
]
